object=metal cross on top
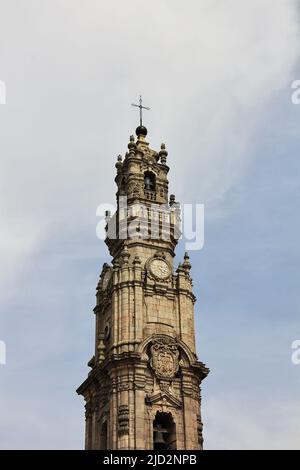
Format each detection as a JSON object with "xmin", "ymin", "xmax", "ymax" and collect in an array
[{"xmin": 131, "ymin": 95, "xmax": 150, "ymax": 126}]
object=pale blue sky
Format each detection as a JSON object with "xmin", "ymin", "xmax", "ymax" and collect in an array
[{"xmin": 0, "ymin": 0, "xmax": 300, "ymax": 449}]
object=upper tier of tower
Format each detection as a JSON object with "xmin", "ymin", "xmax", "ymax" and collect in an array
[
  {"xmin": 105, "ymin": 127, "xmax": 181, "ymax": 260},
  {"xmin": 114, "ymin": 126, "xmax": 170, "ymax": 206}
]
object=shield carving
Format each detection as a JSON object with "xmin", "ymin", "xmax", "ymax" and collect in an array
[{"xmin": 150, "ymin": 337, "xmax": 179, "ymax": 379}]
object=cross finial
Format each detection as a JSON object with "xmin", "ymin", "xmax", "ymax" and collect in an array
[{"xmin": 131, "ymin": 95, "xmax": 150, "ymax": 126}]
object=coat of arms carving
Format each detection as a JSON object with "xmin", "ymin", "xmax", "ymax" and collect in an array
[{"xmin": 150, "ymin": 336, "xmax": 179, "ymax": 379}]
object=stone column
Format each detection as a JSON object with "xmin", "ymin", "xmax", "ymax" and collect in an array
[
  {"xmin": 112, "ymin": 261, "xmax": 120, "ymax": 350},
  {"xmin": 134, "ymin": 365, "xmax": 146, "ymax": 449},
  {"xmin": 118, "ymin": 380, "xmax": 129, "ymax": 450},
  {"xmin": 84, "ymin": 402, "xmax": 92, "ymax": 450},
  {"xmin": 182, "ymin": 370, "xmax": 200, "ymax": 450},
  {"xmin": 110, "ymin": 376, "xmax": 118, "ymax": 449},
  {"xmin": 91, "ymin": 408, "xmax": 98, "ymax": 449},
  {"xmin": 120, "ymin": 249, "xmax": 130, "ymax": 351},
  {"xmin": 133, "ymin": 255, "xmax": 143, "ymax": 343},
  {"xmin": 128, "ymin": 368, "xmax": 135, "ymax": 450}
]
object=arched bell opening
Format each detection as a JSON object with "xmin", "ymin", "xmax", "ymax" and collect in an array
[
  {"xmin": 144, "ymin": 171, "xmax": 156, "ymax": 191},
  {"xmin": 153, "ymin": 411, "xmax": 176, "ymax": 450}
]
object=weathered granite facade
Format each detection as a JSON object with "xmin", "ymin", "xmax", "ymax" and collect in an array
[{"xmin": 76, "ymin": 125, "xmax": 209, "ymax": 450}]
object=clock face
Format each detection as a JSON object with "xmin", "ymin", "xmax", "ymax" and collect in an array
[
  {"xmin": 150, "ymin": 258, "xmax": 170, "ymax": 280},
  {"xmin": 102, "ymin": 270, "xmax": 111, "ymax": 290}
]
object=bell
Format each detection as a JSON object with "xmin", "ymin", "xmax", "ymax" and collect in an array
[
  {"xmin": 144, "ymin": 177, "xmax": 152, "ymax": 190},
  {"xmin": 153, "ymin": 431, "xmax": 165, "ymax": 445}
]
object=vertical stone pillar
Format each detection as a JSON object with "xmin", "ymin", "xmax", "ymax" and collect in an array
[
  {"xmin": 84, "ymin": 402, "xmax": 92, "ymax": 450},
  {"xmin": 134, "ymin": 365, "xmax": 146, "ymax": 449},
  {"xmin": 112, "ymin": 261, "xmax": 120, "ymax": 349},
  {"xmin": 110, "ymin": 375, "xmax": 118, "ymax": 449},
  {"xmin": 118, "ymin": 381, "xmax": 129, "ymax": 450},
  {"xmin": 120, "ymin": 248, "xmax": 130, "ymax": 350},
  {"xmin": 177, "ymin": 267, "xmax": 196, "ymax": 354},
  {"xmin": 182, "ymin": 370, "xmax": 200, "ymax": 450},
  {"xmin": 91, "ymin": 408, "xmax": 98, "ymax": 449},
  {"xmin": 144, "ymin": 408, "xmax": 152, "ymax": 450},
  {"xmin": 128, "ymin": 368, "xmax": 135, "ymax": 450},
  {"xmin": 133, "ymin": 255, "xmax": 142, "ymax": 343}
]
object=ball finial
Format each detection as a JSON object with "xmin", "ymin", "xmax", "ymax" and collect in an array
[{"xmin": 136, "ymin": 125, "xmax": 148, "ymax": 138}]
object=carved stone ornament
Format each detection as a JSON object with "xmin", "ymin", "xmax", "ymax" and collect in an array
[
  {"xmin": 102, "ymin": 269, "xmax": 112, "ymax": 290},
  {"xmin": 150, "ymin": 336, "xmax": 179, "ymax": 379},
  {"xmin": 118, "ymin": 405, "xmax": 129, "ymax": 434},
  {"xmin": 197, "ymin": 414, "xmax": 204, "ymax": 447},
  {"xmin": 128, "ymin": 181, "xmax": 142, "ymax": 197}
]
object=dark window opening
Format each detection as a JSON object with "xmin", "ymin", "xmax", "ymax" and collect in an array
[
  {"xmin": 144, "ymin": 171, "xmax": 156, "ymax": 191},
  {"xmin": 153, "ymin": 411, "xmax": 176, "ymax": 450}
]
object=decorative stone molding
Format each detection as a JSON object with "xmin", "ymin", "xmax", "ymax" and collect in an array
[
  {"xmin": 134, "ymin": 379, "xmax": 146, "ymax": 390},
  {"xmin": 150, "ymin": 336, "xmax": 179, "ymax": 379},
  {"xmin": 159, "ymin": 380, "xmax": 171, "ymax": 392},
  {"xmin": 118, "ymin": 405, "xmax": 129, "ymax": 434},
  {"xmin": 128, "ymin": 181, "xmax": 143, "ymax": 198},
  {"xmin": 117, "ymin": 382, "xmax": 129, "ymax": 392},
  {"xmin": 197, "ymin": 415, "xmax": 204, "ymax": 448}
]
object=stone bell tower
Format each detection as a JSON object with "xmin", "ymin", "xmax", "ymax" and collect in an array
[{"xmin": 77, "ymin": 118, "xmax": 209, "ymax": 450}]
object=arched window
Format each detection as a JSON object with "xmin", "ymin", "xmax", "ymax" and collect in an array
[
  {"xmin": 153, "ymin": 411, "xmax": 176, "ymax": 450},
  {"xmin": 144, "ymin": 171, "xmax": 156, "ymax": 191}
]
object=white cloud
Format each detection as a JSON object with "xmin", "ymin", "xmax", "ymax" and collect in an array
[
  {"xmin": 0, "ymin": 215, "xmax": 45, "ymax": 300},
  {"xmin": 1, "ymin": 0, "xmax": 298, "ymax": 236}
]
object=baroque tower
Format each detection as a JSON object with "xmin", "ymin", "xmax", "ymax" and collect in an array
[{"xmin": 77, "ymin": 119, "xmax": 209, "ymax": 450}]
